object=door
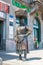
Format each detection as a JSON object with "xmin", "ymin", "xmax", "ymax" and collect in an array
[
  {"xmin": 0, "ymin": 21, "xmax": 3, "ymax": 50},
  {"xmin": 33, "ymin": 17, "xmax": 41, "ymax": 42}
]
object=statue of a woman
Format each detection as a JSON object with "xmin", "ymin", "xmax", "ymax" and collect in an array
[{"xmin": 15, "ymin": 26, "xmax": 32, "ymax": 60}]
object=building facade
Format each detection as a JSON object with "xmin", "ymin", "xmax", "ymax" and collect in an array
[{"xmin": 0, "ymin": 0, "xmax": 43, "ymax": 52}]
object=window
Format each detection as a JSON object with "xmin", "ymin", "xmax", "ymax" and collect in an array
[{"xmin": 33, "ymin": 17, "xmax": 41, "ymax": 42}]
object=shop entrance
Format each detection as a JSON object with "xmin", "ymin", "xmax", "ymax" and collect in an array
[{"xmin": 0, "ymin": 20, "xmax": 3, "ymax": 50}]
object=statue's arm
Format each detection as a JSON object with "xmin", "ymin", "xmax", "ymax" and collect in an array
[{"xmin": 25, "ymin": 26, "xmax": 32, "ymax": 36}]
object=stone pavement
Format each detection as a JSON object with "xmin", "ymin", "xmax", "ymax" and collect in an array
[{"xmin": 0, "ymin": 49, "xmax": 43, "ymax": 65}]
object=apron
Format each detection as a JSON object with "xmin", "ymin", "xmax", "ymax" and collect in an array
[{"xmin": 16, "ymin": 35, "xmax": 27, "ymax": 53}]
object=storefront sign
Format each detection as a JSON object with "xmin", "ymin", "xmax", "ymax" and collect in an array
[
  {"xmin": 9, "ymin": 15, "xmax": 14, "ymax": 22},
  {"xmin": 0, "ymin": 11, "xmax": 6, "ymax": 19},
  {"xmin": 0, "ymin": 2, "xmax": 9, "ymax": 13},
  {"xmin": 10, "ymin": 22, "xmax": 13, "ymax": 26},
  {"xmin": 12, "ymin": 0, "xmax": 31, "ymax": 12},
  {"xmin": 9, "ymin": 15, "xmax": 14, "ymax": 39}
]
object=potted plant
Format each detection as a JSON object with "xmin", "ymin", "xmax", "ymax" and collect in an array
[
  {"xmin": 34, "ymin": 37, "xmax": 39, "ymax": 49},
  {"xmin": 34, "ymin": 40, "xmax": 39, "ymax": 49}
]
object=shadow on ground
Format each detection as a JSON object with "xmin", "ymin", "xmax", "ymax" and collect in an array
[
  {"xmin": 0, "ymin": 52, "xmax": 19, "ymax": 61},
  {"xmin": 26, "ymin": 57, "xmax": 42, "ymax": 61},
  {"xmin": 0, "ymin": 51, "xmax": 42, "ymax": 61},
  {"xmin": 30, "ymin": 48, "xmax": 43, "ymax": 51}
]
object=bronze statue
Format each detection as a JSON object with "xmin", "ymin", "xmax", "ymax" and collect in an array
[{"xmin": 15, "ymin": 26, "xmax": 32, "ymax": 60}]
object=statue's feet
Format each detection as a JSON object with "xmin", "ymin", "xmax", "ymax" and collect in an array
[
  {"xmin": 19, "ymin": 58, "xmax": 22, "ymax": 60},
  {"xmin": 19, "ymin": 55, "xmax": 22, "ymax": 60}
]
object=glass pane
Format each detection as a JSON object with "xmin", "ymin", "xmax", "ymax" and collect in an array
[
  {"xmin": 34, "ymin": 28, "xmax": 38, "ymax": 41},
  {"xmin": 33, "ymin": 19, "xmax": 39, "ymax": 28}
]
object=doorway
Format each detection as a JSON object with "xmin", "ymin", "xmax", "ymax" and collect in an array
[
  {"xmin": 33, "ymin": 17, "xmax": 41, "ymax": 43},
  {"xmin": 0, "ymin": 20, "xmax": 3, "ymax": 50}
]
